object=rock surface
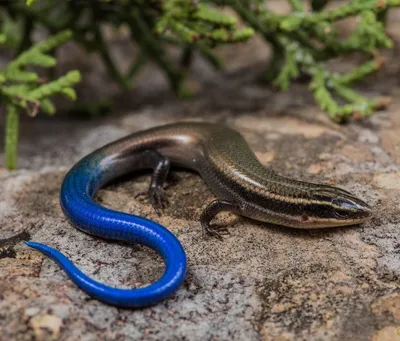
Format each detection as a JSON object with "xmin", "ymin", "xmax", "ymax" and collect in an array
[{"xmin": 2, "ymin": 8, "xmax": 400, "ymax": 341}]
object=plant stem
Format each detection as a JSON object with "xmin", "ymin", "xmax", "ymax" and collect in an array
[
  {"xmin": 5, "ymin": 104, "xmax": 19, "ymax": 170},
  {"xmin": 92, "ymin": 24, "xmax": 130, "ymax": 89}
]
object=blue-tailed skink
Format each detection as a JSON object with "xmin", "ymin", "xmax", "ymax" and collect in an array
[{"xmin": 26, "ymin": 122, "xmax": 372, "ymax": 307}]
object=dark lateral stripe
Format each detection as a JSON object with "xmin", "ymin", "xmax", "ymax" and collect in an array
[{"xmin": 215, "ymin": 164, "xmax": 364, "ymax": 220}]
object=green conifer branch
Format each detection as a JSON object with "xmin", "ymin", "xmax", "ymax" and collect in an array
[
  {"xmin": 334, "ymin": 58, "xmax": 384, "ymax": 85},
  {"xmin": 0, "ymin": 30, "xmax": 81, "ymax": 169},
  {"xmin": 1, "ymin": 0, "xmax": 399, "ymax": 169},
  {"xmin": 153, "ymin": 0, "xmax": 254, "ymax": 84},
  {"xmin": 4, "ymin": 104, "xmax": 19, "ymax": 170},
  {"xmin": 310, "ymin": 67, "xmax": 343, "ymax": 121},
  {"xmin": 273, "ymin": 38, "xmax": 300, "ymax": 90},
  {"xmin": 229, "ymin": 0, "xmax": 399, "ymax": 121},
  {"xmin": 280, "ymin": 0, "xmax": 400, "ymax": 31},
  {"xmin": 9, "ymin": 0, "xmax": 400, "ymax": 120}
]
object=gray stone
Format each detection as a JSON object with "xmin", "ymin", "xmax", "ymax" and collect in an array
[{"xmin": 1, "ymin": 7, "xmax": 400, "ymax": 341}]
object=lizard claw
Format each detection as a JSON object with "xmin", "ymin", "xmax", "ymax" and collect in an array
[
  {"xmin": 149, "ymin": 186, "xmax": 169, "ymax": 215},
  {"xmin": 201, "ymin": 224, "xmax": 230, "ymax": 241}
]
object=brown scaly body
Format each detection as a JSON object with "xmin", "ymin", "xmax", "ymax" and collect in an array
[{"xmin": 95, "ymin": 122, "xmax": 371, "ymax": 236}]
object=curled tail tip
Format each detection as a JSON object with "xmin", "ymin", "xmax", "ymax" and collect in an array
[
  {"xmin": 24, "ymin": 241, "xmax": 64, "ymax": 260},
  {"xmin": 25, "ymin": 241, "xmax": 48, "ymax": 251},
  {"xmin": 24, "ymin": 241, "xmax": 36, "ymax": 248}
]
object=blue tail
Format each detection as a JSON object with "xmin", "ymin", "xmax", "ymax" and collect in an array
[
  {"xmin": 25, "ymin": 237, "xmax": 186, "ymax": 308},
  {"xmin": 26, "ymin": 153, "xmax": 187, "ymax": 308}
]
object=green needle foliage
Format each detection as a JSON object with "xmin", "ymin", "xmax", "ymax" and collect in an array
[
  {"xmin": 0, "ymin": 30, "xmax": 81, "ymax": 169},
  {"xmin": 228, "ymin": 0, "xmax": 397, "ymax": 122},
  {"xmin": 1, "ymin": 0, "xmax": 400, "ymax": 169}
]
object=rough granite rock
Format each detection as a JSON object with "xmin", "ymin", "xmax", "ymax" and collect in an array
[{"xmin": 2, "ymin": 9, "xmax": 400, "ymax": 341}]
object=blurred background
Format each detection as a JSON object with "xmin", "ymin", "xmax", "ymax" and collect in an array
[
  {"xmin": 1, "ymin": 0, "xmax": 400, "ymax": 169},
  {"xmin": 1, "ymin": 2, "xmax": 400, "ymax": 341}
]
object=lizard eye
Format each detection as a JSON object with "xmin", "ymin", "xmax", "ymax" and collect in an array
[
  {"xmin": 332, "ymin": 209, "xmax": 351, "ymax": 219},
  {"xmin": 331, "ymin": 198, "xmax": 358, "ymax": 219}
]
